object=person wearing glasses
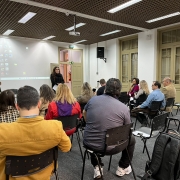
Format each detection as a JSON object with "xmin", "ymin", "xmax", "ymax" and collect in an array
[
  {"xmin": 132, "ymin": 81, "xmax": 166, "ymax": 126},
  {"xmin": 50, "ymin": 66, "xmax": 64, "ymax": 91}
]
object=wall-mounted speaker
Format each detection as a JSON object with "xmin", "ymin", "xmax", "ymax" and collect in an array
[{"xmin": 97, "ymin": 47, "xmax": 104, "ymax": 58}]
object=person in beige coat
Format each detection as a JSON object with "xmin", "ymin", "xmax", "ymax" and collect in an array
[{"xmin": 161, "ymin": 77, "xmax": 176, "ymax": 112}]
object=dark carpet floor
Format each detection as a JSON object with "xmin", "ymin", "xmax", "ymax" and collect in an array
[{"xmin": 51, "ymin": 110, "xmax": 179, "ymax": 180}]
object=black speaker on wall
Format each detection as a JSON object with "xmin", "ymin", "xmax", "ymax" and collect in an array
[{"xmin": 97, "ymin": 47, "xmax": 104, "ymax": 58}]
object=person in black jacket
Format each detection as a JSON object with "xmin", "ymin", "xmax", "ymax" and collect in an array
[{"xmin": 50, "ymin": 66, "xmax": 64, "ymax": 89}]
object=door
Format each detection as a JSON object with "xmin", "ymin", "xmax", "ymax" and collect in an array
[
  {"xmin": 121, "ymin": 52, "xmax": 138, "ymax": 92},
  {"xmin": 59, "ymin": 48, "xmax": 83, "ymax": 96}
]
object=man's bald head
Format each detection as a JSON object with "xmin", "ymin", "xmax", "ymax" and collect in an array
[{"xmin": 163, "ymin": 77, "xmax": 172, "ymax": 87}]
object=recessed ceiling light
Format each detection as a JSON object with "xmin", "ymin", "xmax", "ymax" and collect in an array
[
  {"xmin": 18, "ymin": 12, "xmax": 37, "ymax": 24},
  {"xmin": 65, "ymin": 23, "xmax": 86, "ymax": 31},
  {"xmin": 74, "ymin": 40, "xmax": 87, "ymax": 44},
  {"xmin": 100, "ymin": 30, "xmax": 121, "ymax": 36},
  {"xmin": 108, "ymin": 0, "xmax": 142, "ymax": 13},
  {"xmin": 146, "ymin": 12, "xmax": 180, "ymax": 23},
  {"xmin": 42, "ymin": 36, "xmax": 56, "ymax": 40},
  {"xmin": 3, "ymin": 29, "xmax": 14, "ymax": 35}
]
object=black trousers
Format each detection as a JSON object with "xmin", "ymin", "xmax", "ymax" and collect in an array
[{"xmin": 90, "ymin": 135, "xmax": 136, "ymax": 169}]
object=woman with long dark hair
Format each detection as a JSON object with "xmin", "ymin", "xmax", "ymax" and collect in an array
[
  {"xmin": 50, "ymin": 66, "xmax": 64, "ymax": 89},
  {"xmin": 0, "ymin": 90, "xmax": 19, "ymax": 123}
]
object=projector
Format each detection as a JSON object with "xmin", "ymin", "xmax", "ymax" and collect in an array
[{"xmin": 69, "ymin": 31, "xmax": 80, "ymax": 36}]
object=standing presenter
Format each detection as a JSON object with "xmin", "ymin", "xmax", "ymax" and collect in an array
[{"xmin": 50, "ymin": 66, "xmax": 64, "ymax": 91}]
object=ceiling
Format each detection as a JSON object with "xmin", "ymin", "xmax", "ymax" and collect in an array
[{"xmin": 1, "ymin": 0, "xmax": 180, "ymax": 45}]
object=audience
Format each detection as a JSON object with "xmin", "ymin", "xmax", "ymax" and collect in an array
[
  {"xmin": 132, "ymin": 81, "xmax": 166, "ymax": 126},
  {"xmin": 83, "ymin": 78, "xmax": 135, "ymax": 179},
  {"xmin": 76, "ymin": 82, "xmax": 93, "ymax": 104},
  {"xmin": 0, "ymin": 89, "xmax": 19, "ymax": 123},
  {"xmin": 0, "ymin": 85, "xmax": 71, "ymax": 180},
  {"xmin": 97, "ymin": 79, "xmax": 106, "ymax": 96},
  {"xmin": 161, "ymin": 77, "xmax": 176, "ymax": 112},
  {"xmin": 39, "ymin": 84, "xmax": 55, "ymax": 117},
  {"xmin": 45, "ymin": 83, "xmax": 81, "ymax": 119}
]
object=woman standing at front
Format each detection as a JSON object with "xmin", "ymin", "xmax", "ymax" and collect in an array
[{"xmin": 50, "ymin": 66, "xmax": 64, "ymax": 89}]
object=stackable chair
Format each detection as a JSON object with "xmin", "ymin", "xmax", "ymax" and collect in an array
[
  {"xmin": 5, "ymin": 147, "xmax": 59, "ymax": 180},
  {"xmin": 161, "ymin": 97, "xmax": 174, "ymax": 116},
  {"xmin": 133, "ymin": 112, "xmax": 169, "ymax": 160},
  {"xmin": 55, "ymin": 114, "xmax": 83, "ymax": 160},
  {"xmin": 81, "ymin": 123, "xmax": 137, "ymax": 180},
  {"xmin": 133, "ymin": 101, "xmax": 162, "ymax": 130}
]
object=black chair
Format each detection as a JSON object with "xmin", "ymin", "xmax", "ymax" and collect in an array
[
  {"xmin": 135, "ymin": 93, "xmax": 148, "ymax": 106},
  {"xmin": 55, "ymin": 114, "xmax": 83, "ymax": 160},
  {"xmin": 5, "ymin": 146, "xmax": 58, "ymax": 180},
  {"xmin": 118, "ymin": 91, "xmax": 129, "ymax": 105},
  {"xmin": 162, "ymin": 97, "xmax": 174, "ymax": 115},
  {"xmin": 133, "ymin": 101, "xmax": 162, "ymax": 130},
  {"xmin": 133, "ymin": 112, "xmax": 169, "ymax": 160},
  {"xmin": 81, "ymin": 123, "xmax": 137, "ymax": 180},
  {"xmin": 173, "ymin": 102, "xmax": 180, "ymax": 115},
  {"xmin": 167, "ymin": 115, "xmax": 180, "ymax": 131}
]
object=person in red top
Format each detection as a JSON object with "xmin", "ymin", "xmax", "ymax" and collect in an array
[
  {"xmin": 45, "ymin": 83, "xmax": 81, "ymax": 120},
  {"xmin": 128, "ymin": 78, "xmax": 139, "ymax": 98}
]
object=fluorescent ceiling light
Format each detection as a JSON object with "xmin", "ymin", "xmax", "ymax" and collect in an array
[
  {"xmin": 74, "ymin": 40, "xmax": 87, "ymax": 44},
  {"xmin": 65, "ymin": 23, "xmax": 86, "ymax": 31},
  {"xmin": 108, "ymin": 0, "xmax": 142, "ymax": 13},
  {"xmin": 43, "ymin": 36, "xmax": 55, "ymax": 40},
  {"xmin": 18, "ymin": 12, "xmax": 37, "ymax": 24},
  {"xmin": 3, "ymin": 29, "xmax": 14, "ymax": 35},
  {"xmin": 146, "ymin": 12, "xmax": 180, "ymax": 23},
  {"xmin": 100, "ymin": 30, "xmax": 121, "ymax": 36}
]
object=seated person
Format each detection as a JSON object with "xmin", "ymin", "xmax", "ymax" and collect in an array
[
  {"xmin": 39, "ymin": 84, "xmax": 55, "ymax": 117},
  {"xmin": 132, "ymin": 81, "xmax": 166, "ymax": 126},
  {"xmin": 134, "ymin": 80, "xmax": 150, "ymax": 106},
  {"xmin": 83, "ymin": 78, "xmax": 135, "ymax": 179},
  {"xmin": 0, "ymin": 89, "xmax": 19, "ymax": 123},
  {"xmin": 0, "ymin": 85, "xmax": 71, "ymax": 180},
  {"xmin": 76, "ymin": 82, "xmax": 94, "ymax": 105},
  {"xmin": 45, "ymin": 83, "xmax": 81, "ymax": 119},
  {"xmin": 97, "ymin": 79, "xmax": 106, "ymax": 96},
  {"xmin": 128, "ymin": 78, "xmax": 139, "ymax": 98}
]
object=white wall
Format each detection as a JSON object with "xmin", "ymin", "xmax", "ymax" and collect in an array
[
  {"xmin": 89, "ymin": 38, "xmax": 119, "ymax": 88},
  {"xmin": 138, "ymin": 29, "xmax": 157, "ymax": 90},
  {"xmin": 0, "ymin": 36, "xmax": 86, "ymax": 91}
]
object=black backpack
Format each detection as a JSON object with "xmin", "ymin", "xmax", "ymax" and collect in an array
[{"xmin": 141, "ymin": 130, "xmax": 180, "ymax": 180}]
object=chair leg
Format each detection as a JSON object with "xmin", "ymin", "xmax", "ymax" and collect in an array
[
  {"xmin": 142, "ymin": 139, "xmax": 150, "ymax": 161},
  {"xmin": 81, "ymin": 149, "xmax": 87, "ymax": 180},
  {"xmin": 94, "ymin": 153, "xmax": 104, "ymax": 180},
  {"xmin": 177, "ymin": 121, "xmax": 180, "ymax": 132},
  {"xmin": 174, "ymin": 120, "xmax": 177, "ymax": 126},
  {"xmin": 126, "ymin": 148, "xmax": 137, "ymax": 180},
  {"xmin": 176, "ymin": 106, "xmax": 179, "ymax": 115},
  {"xmin": 76, "ymin": 132, "xmax": 83, "ymax": 160},
  {"xmin": 134, "ymin": 117, "xmax": 137, "ymax": 130},
  {"xmin": 108, "ymin": 155, "xmax": 112, "ymax": 171},
  {"xmin": 142, "ymin": 139, "xmax": 147, "ymax": 153}
]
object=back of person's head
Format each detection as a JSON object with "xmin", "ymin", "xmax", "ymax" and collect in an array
[
  {"xmin": 81, "ymin": 82, "xmax": 92, "ymax": 95},
  {"xmin": 153, "ymin": 81, "xmax": 161, "ymax": 89},
  {"xmin": 100, "ymin": 79, "xmax": 106, "ymax": 85},
  {"xmin": 40, "ymin": 84, "xmax": 55, "ymax": 103},
  {"xmin": 133, "ymin": 78, "xmax": 139, "ymax": 85},
  {"xmin": 140, "ymin": 80, "xmax": 150, "ymax": 95},
  {"xmin": 0, "ymin": 90, "xmax": 16, "ymax": 111},
  {"xmin": 17, "ymin": 86, "xmax": 40, "ymax": 110},
  {"xmin": 55, "ymin": 83, "xmax": 76, "ymax": 104},
  {"xmin": 164, "ymin": 77, "xmax": 172, "ymax": 83},
  {"xmin": 105, "ymin": 78, "xmax": 122, "ymax": 98}
]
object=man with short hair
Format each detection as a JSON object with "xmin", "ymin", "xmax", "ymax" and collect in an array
[
  {"xmin": 132, "ymin": 81, "xmax": 166, "ymax": 126},
  {"xmin": 0, "ymin": 86, "xmax": 71, "ymax": 180},
  {"xmin": 83, "ymin": 78, "xmax": 135, "ymax": 179},
  {"xmin": 96, "ymin": 79, "xmax": 106, "ymax": 95},
  {"xmin": 161, "ymin": 77, "xmax": 176, "ymax": 111}
]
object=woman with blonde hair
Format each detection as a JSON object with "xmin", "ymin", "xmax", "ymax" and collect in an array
[
  {"xmin": 134, "ymin": 80, "xmax": 150, "ymax": 105},
  {"xmin": 76, "ymin": 82, "xmax": 93, "ymax": 104},
  {"xmin": 39, "ymin": 84, "xmax": 55, "ymax": 117},
  {"xmin": 45, "ymin": 83, "xmax": 81, "ymax": 120}
]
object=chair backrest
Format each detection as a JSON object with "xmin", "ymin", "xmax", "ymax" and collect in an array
[
  {"xmin": 150, "ymin": 101, "xmax": 162, "ymax": 111},
  {"xmin": 5, "ymin": 147, "xmax": 58, "ymax": 179},
  {"xmin": 105, "ymin": 123, "xmax": 133, "ymax": 155},
  {"xmin": 55, "ymin": 114, "xmax": 79, "ymax": 130},
  {"xmin": 151, "ymin": 112, "xmax": 169, "ymax": 132},
  {"xmin": 118, "ymin": 92, "xmax": 129, "ymax": 105},
  {"xmin": 165, "ymin": 98, "xmax": 175, "ymax": 108}
]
